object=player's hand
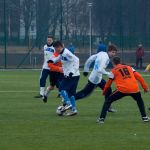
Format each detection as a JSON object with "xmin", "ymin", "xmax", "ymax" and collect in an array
[
  {"xmin": 69, "ymin": 72, "xmax": 73, "ymax": 78},
  {"xmin": 47, "ymin": 60, "xmax": 54, "ymax": 63},
  {"xmin": 83, "ymin": 72, "xmax": 88, "ymax": 77}
]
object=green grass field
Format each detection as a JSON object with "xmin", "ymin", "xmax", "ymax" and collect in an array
[{"xmin": 0, "ymin": 70, "xmax": 150, "ymax": 150}]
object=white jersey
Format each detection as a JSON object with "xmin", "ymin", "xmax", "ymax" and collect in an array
[
  {"xmin": 84, "ymin": 52, "xmax": 110, "ymax": 84},
  {"xmin": 42, "ymin": 44, "xmax": 55, "ymax": 70},
  {"xmin": 52, "ymin": 48, "xmax": 80, "ymax": 77}
]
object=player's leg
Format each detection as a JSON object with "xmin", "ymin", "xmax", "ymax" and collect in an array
[
  {"xmin": 59, "ymin": 77, "xmax": 72, "ymax": 110},
  {"xmin": 130, "ymin": 92, "xmax": 149, "ymax": 122},
  {"xmin": 56, "ymin": 73, "xmax": 64, "ymax": 98},
  {"xmin": 140, "ymin": 58, "xmax": 143, "ymax": 69},
  {"xmin": 43, "ymin": 71, "xmax": 57, "ymax": 103},
  {"xmin": 67, "ymin": 76, "xmax": 80, "ymax": 116},
  {"xmin": 136, "ymin": 58, "xmax": 139, "ymax": 69},
  {"xmin": 75, "ymin": 80, "xmax": 96, "ymax": 100},
  {"xmin": 97, "ymin": 91, "xmax": 125, "ymax": 123},
  {"xmin": 97, "ymin": 79, "xmax": 116, "ymax": 112},
  {"xmin": 97, "ymin": 79, "xmax": 112, "ymax": 99},
  {"xmin": 34, "ymin": 69, "xmax": 49, "ymax": 98}
]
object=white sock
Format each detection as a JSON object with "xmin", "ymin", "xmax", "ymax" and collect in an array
[
  {"xmin": 44, "ymin": 86, "xmax": 51, "ymax": 97},
  {"xmin": 40, "ymin": 87, "xmax": 45, "ymax": 96}
]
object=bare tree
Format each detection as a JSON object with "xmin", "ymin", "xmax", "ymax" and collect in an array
[{"xmin": 20, "ymin": 0, "xmax": 36, "ymax": 45}]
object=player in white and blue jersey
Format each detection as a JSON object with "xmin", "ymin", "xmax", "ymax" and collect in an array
[
  {"xmin": 34, "ymin": 36, "xmax": 55, "ymax": 98},
  {"xmin": 52, "ymin": 41, "xmax": 80, "ymax": 116},
  {"xmin": 75, "ymin": 45, "xmax": 117, "ymax": 112}
]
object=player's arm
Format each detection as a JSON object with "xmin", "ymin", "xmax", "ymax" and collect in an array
[
  {"xmin": 103, "ymin": 72, "xmax": 114, "ymax": 95},
  {"xmin": 50, "ymin": 55, "xmax": 61, "ymax": 63},
  {"xmin": 84, "ymin": 54, "xmax": 97, "ymax": 72},
  {"xmin": 48, "ymin": 63, "xmax": 63, "ymax": 73},
  {"xmin": 134, "ymin": 71, "xmax": 149, "ymax": 92}
]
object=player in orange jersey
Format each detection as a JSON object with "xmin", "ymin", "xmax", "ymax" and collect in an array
[
  {"xmin": 42, "ymin": 51, "xmax": 64, "ymax": 103},
  {"xmin": 97, "ymin": 56, "xmax": 149, "ymax": 123}
]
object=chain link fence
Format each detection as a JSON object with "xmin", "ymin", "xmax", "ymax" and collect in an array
[{"xmin": 0, "ymin": 0, "xmax": 150, "ymax": 69}]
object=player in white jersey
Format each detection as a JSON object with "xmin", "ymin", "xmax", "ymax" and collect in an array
[
  {"xmin": 75, "ymin": 45, "xmax": 117, "ymax": 112},
  {"xmin": 34, "ymin": 36, "xmax": 55, "ymax": 98},
  {"xmin": 52, "ymin": 41, "xmax": 80, "ymax": 116}
]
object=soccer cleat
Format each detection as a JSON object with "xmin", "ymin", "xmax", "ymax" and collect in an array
[
  {"xmin": 61, "ymin": 104, "xmax": 72, "ymax": 112},
  {"xmin": 142, "ymin": 117, "xmax": 150, "ymax": 122},
  {"xmin": 107, "ymin": 107, "xmax": 117, "ymax": 113},
  {"xmin": 65, "ymin": 104, "xmax": 72, "ymax": 110},
  {"xmin": 34, "ymin": 94, "xmax": 43, "ymax": 98},
  {"xmin": 42, "ymin": 95, "xmax": 47, "ymax": 103},
  {"xmin": 96, "ymin": 118, "xmax": 105, "ymax": 124},
  {"xmin": 66, "ymin": 110, "xmax": 77, "ymax": 116}
]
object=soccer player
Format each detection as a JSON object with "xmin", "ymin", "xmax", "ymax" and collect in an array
[
  {"xmin": 75, "ymin": 45, "xmax": 117, "ymax": 112},
  {"xmin": 144, "ymin": 64, "xmax": 150, "ymax": 72},
  {"xmin": 52, "ymin": 41, "xmax": 80, "ymax": 116},
  {"xmin": 42, "ymin": 51, "xmax": 64, "ymax": 103},
  {"xmin": 34, "ymin": 36, "xmax": 55, "ymax": 98},
  {"xmin": 97, "ymin": 56, "xmax": 149, "ymax": 123}
]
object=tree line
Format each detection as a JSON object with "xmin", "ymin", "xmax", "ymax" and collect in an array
[{"xmin": 1, "ymin": 0, "xmax": 150, "ymax": 48}]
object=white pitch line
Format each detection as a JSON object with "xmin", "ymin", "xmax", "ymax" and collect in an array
[{"xmin": 0, "ymin": 89, "xmax": 102, "ymax": 93}]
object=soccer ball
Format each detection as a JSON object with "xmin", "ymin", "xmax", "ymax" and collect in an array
[{"xmin": 56, "ymin": 106, "xmax": 64, "ymax": 116}]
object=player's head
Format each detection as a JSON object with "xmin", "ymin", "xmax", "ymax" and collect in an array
[
  {"xmin": 107, "ymin": 44, "xmax": 117, "ymax": 58},
  {"xmin": 53, "ymin": 41, "xmax": 64, "ymax": 53},
  {"xmin": 112, "ymin": 56, "xmax": 121, "ymax": 67},
  {"xmin": 47, "ymin": 35, "xmax": 53, "ymax": 45}
]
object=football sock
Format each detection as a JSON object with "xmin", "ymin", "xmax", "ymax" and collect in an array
[
  {"xmin": 70, "ymin": 96, "xmax": 76, "ymax": 111},
  {"xmin": 61, "ymin": 90, "xmax": 71, "ymax": 106},
  {"xmin": 40, "ymin": 87, "xmax": 45, "ymax": 96},
  {"xmin": 44, "ymin": 86, "xmax": 51, "ymax": 96}
]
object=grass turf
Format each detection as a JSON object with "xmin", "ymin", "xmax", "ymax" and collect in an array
[{"xmin": 0, "ymin": 70, "xmax": 150, "ymax": 150}]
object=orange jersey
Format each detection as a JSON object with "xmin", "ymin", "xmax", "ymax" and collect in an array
[
  {"xmin": 48, "ymin": 52, "xmax": 63, "ymax": 73},
  {"xmin": 111, "ymin": 64, "xmax": 140, "ymax": 93}
]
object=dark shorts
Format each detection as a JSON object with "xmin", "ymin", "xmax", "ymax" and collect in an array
[
  {"xmin": 59, "ymin": 76, "xmax": 80, "ymax": 97},
  {"xmin": 50, "ymin": 71, "xmax": 64, "ymax": 88}
]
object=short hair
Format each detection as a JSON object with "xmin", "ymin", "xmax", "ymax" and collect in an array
[
  {"xmin": 112, "ymin": 56, "xmax": 120, "ymax": 65},
  {"xmin": 47, "ymin": 35, "xmax": 53, "ymax": 39},
  {"xmin": 53, "ymin": 41, "xmax": 63, "ymax": 48},
  {"xmin": 108, "ymin": 44, "xmax": 117, "ymax": 52}
]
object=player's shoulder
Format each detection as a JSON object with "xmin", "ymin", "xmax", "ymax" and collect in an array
[
  {"xmin": 44, "ymin": 44, "xmax": 47, "ymax": 49},
  {"xmin": 114, "ymin": 64, "xmax": 136, "ymax": 72},
  {"xmin": 123, "ymin": 64, "xmax": 136, "ymax": 71},
  {"xmin": 97, "ymin": 52, "xmax": 109, "ymax": 60},
  {"xmin": 97, "ymin": 51, "xmax": 108, "ymax": 56},
  {"xmin": 64, "ymin": 48, "xmax": 70, "ymax": 53}
]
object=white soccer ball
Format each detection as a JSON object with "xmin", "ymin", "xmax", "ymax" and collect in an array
[{"xmin": 56, "ymin": 106, "xmax": 64, "ymax": 116}]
